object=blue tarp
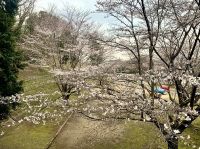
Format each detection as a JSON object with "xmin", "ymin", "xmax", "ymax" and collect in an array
[{"xmin": 154, "ymin": 87, "xmax": 166, "ymax": 94}]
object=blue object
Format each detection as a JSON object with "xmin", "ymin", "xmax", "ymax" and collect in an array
[{"xmin": 154, "ymin": 87, "xmax": 166, "ymax": 94}]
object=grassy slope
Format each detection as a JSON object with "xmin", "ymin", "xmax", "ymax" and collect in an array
[
  {"xmin": 19, "ymin": 65, "xmax": 58, "ymax": 95},
  {"xmin": 179, "ymin": 119, "xmax": 200, "ymax": 149},
  {"xmin": 0, "ymin": 66, "xmax": 60, "ymax": 149},
  {"xmin": 0, "ymin": 66, "xmax": 199, "ymax": 149},
  {"xmin": 0, "ymin": 123, "xmax": 56, "ymax": 149}
]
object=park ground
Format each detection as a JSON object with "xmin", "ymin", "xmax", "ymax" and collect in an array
[{"xmin": 0, "ymin": 66, "xmax": 200, "ymax": 149}]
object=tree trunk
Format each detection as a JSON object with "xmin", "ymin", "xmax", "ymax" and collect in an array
[
  {"xmin": 137, "ymin": 59, "xmax": 146, "ymax": 99},
  {"xmin": 167, "ymin": 136, "xmax": 178, "ymax": 149},
  {"xmin": 62, "ymin": 94, "xmax": 70, "ymax": 105},
  {"xmin": 174, "ymin": 79, "xmax": 188, "ymax": 107},
  {"xmin": 149, "ymin": 47, "xmax": 155, "ymax": 106}
]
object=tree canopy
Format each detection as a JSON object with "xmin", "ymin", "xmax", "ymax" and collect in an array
[{"xmin": 0, "ymin": 0, "xmax": 24, "ymax": 96}]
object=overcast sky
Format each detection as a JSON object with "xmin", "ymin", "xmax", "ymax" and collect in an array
[
  {"xmin": 35, "ymin": 0, "xmax": 112, "ymax": 29},
  {"xmin": 35, "ymin": 0, "xmax": 96, "ymax": 11}
]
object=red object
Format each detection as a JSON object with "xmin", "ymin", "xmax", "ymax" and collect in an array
[{"xmin": 161, "ymin": 85, "xmax": 170, "ymax": 91}]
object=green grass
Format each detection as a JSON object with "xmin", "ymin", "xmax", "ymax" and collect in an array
[
  {"xmin": 0, "ymin": 123, "xmax": 58, "ymax": 149},
  {"xmin": 115, "ymin": 121, "xmax": 166, "ymax": 149},
  {"xmin": 179, "ymin": 118, "xmax": 200, "ymax": 149},
  {"xmin": 19, "ymin": 65, "xmax": 58, "ymax": 96}
]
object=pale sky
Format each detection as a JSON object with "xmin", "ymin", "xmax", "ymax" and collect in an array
[
  {"xmin": 35, "ymin": 0, "xmax": 96, "ymax": 11},
  {"xmin": 35, "ymin": 0, "xmax": 112, "ymax": 29}
]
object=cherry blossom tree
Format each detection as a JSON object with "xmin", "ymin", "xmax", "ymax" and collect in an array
[
  {"xmin": 44, "ymin": 6, "xmax": 102, "ymax": 104},
  {"xmin": 78, "ymin": 0, "xmax": 200, "ymax": 149}
]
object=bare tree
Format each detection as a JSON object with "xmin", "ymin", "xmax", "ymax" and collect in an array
[
  {"xmin": 15, "ymin": 0, "xmax": 37, "ymax": 34},
  {"xmin": 88, "ymin": 32, "xmax": 105, "ymax": 66}
]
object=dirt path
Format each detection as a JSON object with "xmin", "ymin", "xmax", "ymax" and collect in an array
[{"xmin": 50, "ymin": 113, "xmax": 125, "ymax": 149}]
